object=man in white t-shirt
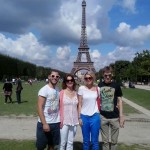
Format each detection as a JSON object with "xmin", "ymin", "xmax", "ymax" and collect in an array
[{"xmin": 36, "ymin": 70, "xmax": 60, "ymax": 150}]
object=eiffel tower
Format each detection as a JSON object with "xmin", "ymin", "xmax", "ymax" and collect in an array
[{"xmin": 71, "ymin": 0, "xmax": 96, "ymax": 75}]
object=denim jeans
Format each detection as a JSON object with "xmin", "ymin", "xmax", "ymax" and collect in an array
[
  {"xmin": 80, "ymin": 113, "xmax": 100, "ymax": 150},
  {"xmin": 16, "ymin": 90, "xmax": 21, "ymax": 103},
  {"xmin": 36, "ymin": 122, "xmax": 60, "ymax": 150}
]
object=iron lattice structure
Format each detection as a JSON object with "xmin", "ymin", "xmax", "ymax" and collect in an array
[{"xmin": 71, "ymin": 0, "xmax": 96, "ymax": 75}]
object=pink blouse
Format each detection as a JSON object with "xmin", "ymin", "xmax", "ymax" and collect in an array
[{"xmin": 62, "ymin": 93, "xmax": 79, "ymax": 126}]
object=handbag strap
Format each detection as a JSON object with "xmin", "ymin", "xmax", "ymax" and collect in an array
[{"xmin": 96, "ymin": 86, "xmax": 99, "ymax": 99}]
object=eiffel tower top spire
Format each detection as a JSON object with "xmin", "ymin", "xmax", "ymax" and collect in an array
[{"xmin": 80, "ymin": 0, "xmax": 88, "ymax": 48}]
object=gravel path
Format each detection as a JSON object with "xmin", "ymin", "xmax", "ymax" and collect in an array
[
  {"xmin": 0, "ymin": 84, "xmax": 150, "ymax": 146},
  {"xmin": 0, "ymin": 114, "xmax": 150, "ymax": 145}
]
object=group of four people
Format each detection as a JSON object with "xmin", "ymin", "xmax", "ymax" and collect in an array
[{"xmin": 36, "ymin": 66, "xmax": 125, "ymax": 150}]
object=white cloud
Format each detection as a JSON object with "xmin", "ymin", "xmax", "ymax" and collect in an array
[
  {"xmin": 87, "ymin": 24, "xmax": 102, "ymax": 40},
  {"xmin": 56, "ymin": 46, "xmax": 71, "ymax": 60},
  {"xmin": 90, "ymin": 46, "xmax": 136, "ymax": 71},
  {"xmin": 116, "ymin": 22, "xmax": 150, "ymax": 47},
  {"xmin": 0, "ymin": 32, "xmax": 50, "ymax": 64},
  {"xmin": 108, "ymin": 46, "xmax": 135, "ymax": 61},
  {"xmin": 91, "ymin": 49, "xmax": 101, "ymax": 59},
  {"xmin": 122, "ymin": 0, "xmax": 136, "ymax": 13}
]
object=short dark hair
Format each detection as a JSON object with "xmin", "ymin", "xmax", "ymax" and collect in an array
[
  {"xmin": 62, "ymin": 74, "xmax": 76, "ymax": 90},
  {"xmin": 49, "ymin": 69, "xmax": 59, "ymax": 75},
  {"xmin": 102, "ymin": 66, "xmax": 113, "ymax": 74}
]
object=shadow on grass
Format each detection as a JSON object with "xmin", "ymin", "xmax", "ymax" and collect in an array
[
  {"xmin": 12, "ymin": 100, "xmax": 28, "ymax": 104},
  {"xmin": 73, "ymin": 141, "xmax": 102, "ymax": 150}
]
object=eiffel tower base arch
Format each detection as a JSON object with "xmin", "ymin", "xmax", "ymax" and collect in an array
[{"xmin": 71, "ymin": 62, "xmax": 96, "ymax": 75}]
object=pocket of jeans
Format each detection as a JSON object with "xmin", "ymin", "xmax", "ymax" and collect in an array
[{"xmin": 37, "ymin": 122, "xmax": 43, "ymax": 130}]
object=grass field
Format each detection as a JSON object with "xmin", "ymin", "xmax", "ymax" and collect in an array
[
  {"xmin": 0, "ymin": 81, "xmax": 141, "ymax": 116},
  {"xmin": 122, "ymin": 88, "xmax": 150, "ymax": 110},
  {"xmin": 0, "ymin": 81, "xmax": 46, "ymax": 116},
  {"xmin": 0, "ymin": 140, "xmax": 149, "ymax": 150}
]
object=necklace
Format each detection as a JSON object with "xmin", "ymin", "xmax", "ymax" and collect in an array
[{"xmin": 65, "ymin": 89, "xmax": 74, "ymax": 95}]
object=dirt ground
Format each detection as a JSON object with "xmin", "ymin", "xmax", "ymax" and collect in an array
[{"xmin": 0, "ymin": 113, "xmax": 150, "ymax": 147}]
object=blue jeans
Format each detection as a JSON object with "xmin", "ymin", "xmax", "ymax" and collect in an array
[
  {"xmin": 36, "ymin": 122, "xmax": 60, "ymax": 150},
  {"xmin": 80, "ymin": 113, "xmax": 101, "ymax": 150}
]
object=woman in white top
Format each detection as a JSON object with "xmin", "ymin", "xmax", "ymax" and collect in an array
[
  {"xmin": 78, "ymin": 71, "xmax": 101, "ymax": 150},
  {"xmin": 59, "ymin": 74, "xmax": 79, "ymax": 150}
]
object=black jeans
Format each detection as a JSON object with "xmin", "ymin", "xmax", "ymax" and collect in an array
[
  {"xmin": 5, "ymin": 95, "xmax": 12, "ymax": 103},
  {"xmin": 16, "ymin": 90, "xmax": 21, "ymax": 103}
]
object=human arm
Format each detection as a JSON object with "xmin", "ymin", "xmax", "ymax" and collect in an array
[
  {"xmin": 3, "ymin": 83, "xmax": 6, "ymax": 90},
  {"xmin": 77, "ymin": 94, "xmax": 83, "ymax": 126},
  {"xmin": 59, "ymin": 90, "xmax": 64, "ymax": 128},
  {"xmin": 37, "ymin": 96, "xmax": 50, "ymax": 132},
  {"xmin": 117, "ymin": 97, "xmax": 125, "ymax": 128}
]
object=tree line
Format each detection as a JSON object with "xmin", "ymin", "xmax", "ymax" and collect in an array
[
  {"xmin": 0, "ymin": 53, "xmax": 65, "ymax": 81},
  {"xmin": 96, "ymin": 50, "xmax": 150, "ymax": 85},
  {"xmin": 1, "ymin": 49, "xmax": 150, "ymax": 84}
]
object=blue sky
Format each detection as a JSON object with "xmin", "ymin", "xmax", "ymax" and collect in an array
[{"xmin": 0, "ymin": 0, "xmax": 150, "ymax": 73}]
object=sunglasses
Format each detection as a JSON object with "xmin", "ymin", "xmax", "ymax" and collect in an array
[
  {"xmin": 51, "ymin": 75, "xmax": 60, "ymax": 79},
  {"xmin": 84, "ymin": 77, "xmax": 93, "ymax": 81},
  {"xmin": 66, "ymin": 79, "xmax": 74, "ymax": 83},
  {"xmin": 104, "ymin": 74, "xmax": 112, "ymax": 78}
]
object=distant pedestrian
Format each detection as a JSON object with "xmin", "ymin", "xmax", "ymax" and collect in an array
[
  {"xmin": 36, "ymin": 70, "xmax": 60, "ymax": 150},
  {"xmin": 16, "ymin": 77, "xmax": 23, "ymax": 104},
  {"xmin": 46, "ymin": 78, "xmax": 49, "ymax": 84},
  {"xmin": 12, "ymin": 78, "xmax": 16, "ymax": 85},
  {"xmin": 98, "ymin": 66, "xmax": 125, "ymax": 150},
  {"xmin": 28, "ymin": 79, "xmax": 32, "ymax": 85},
  {"xmin": 129, "ymin": 81, "xmax": 135, "ymax": 88},
  {"xmin": 3, "ymin": 78, "xmax": 13, "ymax": 104}
]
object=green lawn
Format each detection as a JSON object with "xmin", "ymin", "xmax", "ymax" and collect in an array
[
  {"xmin": 0, "ymin": 81, "xmax": 45, "ymax": 116},
  {"xmin": 122, "ymin": 88, "xmax": 150, "ymax": 110},
  {"xmin": 123, "ymin": 102, "xmax": 140, "ymax": 114},
  {"xmin": 1, "ymin": 81, "xmax": 148, "ymax": 116},
  {"xmin": 0, "ymin": 140, "xmax": 149, "ymax": 150}
]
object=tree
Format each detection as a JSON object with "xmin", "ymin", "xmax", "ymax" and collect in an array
[
  {"xmin": 133, "ymin": 50, "xmax": 150, "ymax": 84},
  {"xmin": 114, "ymin": 60, "xmax": 131, "ymax": 83}
]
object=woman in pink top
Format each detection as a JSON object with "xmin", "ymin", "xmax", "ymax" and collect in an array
[{"xmin": 59, "ymin": 74, "xmax": 79, "ymax": 150}]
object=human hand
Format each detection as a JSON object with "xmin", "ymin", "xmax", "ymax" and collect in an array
[
  {"xmin": 43, "ymin": 123, "xmax": 50, "ymax": 132},
  {"xmin": 119, "ymin": 116, "xmax": 125, "ymax": 128},
  {"xmin": 79, "ymin": 118, "xmax": 83, "ymax": 126},
  {"xmin": 60, "ymin": 122, "xmax": 63, "ymax": 129}
]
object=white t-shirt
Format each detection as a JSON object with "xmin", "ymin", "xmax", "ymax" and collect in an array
[
  {"xmin": 78, "ymin": 85, "xmax": 100, "ymax": 116},
  {"xmin": 38, "ymin": 84, "xmax": 60, "ymax": 124}
]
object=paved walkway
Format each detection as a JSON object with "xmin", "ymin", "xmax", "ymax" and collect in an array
[
  {"xmin": 0, "ymin": 85, "xmax": 150, "ymax": 145},
  {"xmin": 123, "ymin": 97, "xmax": 150, "ymax": 118},
  {"xmin": 135, "ymin": 84, "xmax": 150, "ymax": 91},
  {"xmin": 125, "ymin": 83, "xmax": 150, "ymax": 91}
]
